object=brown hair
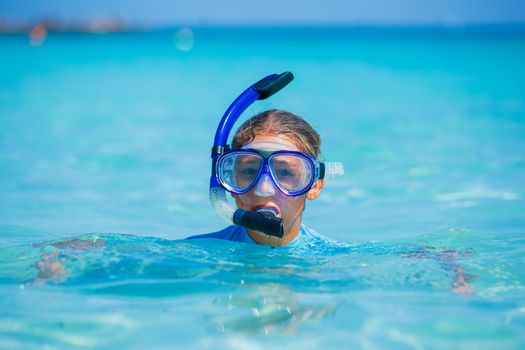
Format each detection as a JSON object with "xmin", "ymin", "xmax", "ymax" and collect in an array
[{"xmin": 232, "ymin": 109, "xmax": 321, "ymax": 158}]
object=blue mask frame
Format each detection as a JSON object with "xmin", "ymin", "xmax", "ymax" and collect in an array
[{"xmin": 216, "ymin": 149, "xmax": 326, "ymax": 196}]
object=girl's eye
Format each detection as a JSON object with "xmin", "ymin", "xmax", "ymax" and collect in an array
[
  {"xmin": 276, "ymin": 168, "xmax": 295, "ymax": 177},
  {"xmin": 239, "ymin": 167, "xmax": 258, "ymax": 177}
]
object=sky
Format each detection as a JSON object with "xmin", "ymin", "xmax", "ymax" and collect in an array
[{"xmin": 1, "ymin": 0, "xmax": 525, "ymax": 26}]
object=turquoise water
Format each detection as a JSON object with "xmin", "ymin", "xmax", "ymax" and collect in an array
[{"xmin": 1, "ymin": 27, "xmax": 525, "ymax": 348}]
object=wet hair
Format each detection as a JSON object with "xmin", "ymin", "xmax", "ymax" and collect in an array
[{"xmin": 232, "ymin": 109, "xmax": 321, "ymax": 158}]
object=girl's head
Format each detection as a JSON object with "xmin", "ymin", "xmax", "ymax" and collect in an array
[
  {"xmin": 232, "ymin": 109, "xmax": 321, "ymax": 158},
  {"xmin": 230, "ymin": 109, "xmax": 325, "ymax": 245}
]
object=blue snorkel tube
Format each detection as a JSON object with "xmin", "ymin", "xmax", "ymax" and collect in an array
[{"xmin": 210, "ymin": 72, "xmax": 294, "ymax": 238}]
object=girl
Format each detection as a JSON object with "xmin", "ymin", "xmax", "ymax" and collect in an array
[{"xmin": 187, "ymin": 109, "xmax": 342, "ymax": 246}]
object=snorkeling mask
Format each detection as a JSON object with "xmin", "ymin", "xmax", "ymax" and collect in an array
[
  {"xmin": 217, "ymin": 149, "xmax": 326, "ymax": 197},
  {"xmin": 209, "ymin": 72, "xmax": 343, "ymax": 238}
]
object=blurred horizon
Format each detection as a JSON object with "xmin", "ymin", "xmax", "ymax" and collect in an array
[
  {"xmin": 2, "ymin": 22, "xmax": 525, "ymax": 36},
  {"xmin": 1, "ymin": 0, "xmax": 525, "ymax": 32}
]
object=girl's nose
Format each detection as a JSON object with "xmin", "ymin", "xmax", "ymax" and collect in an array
[{"xmin": 254, "ymin": 173, "xmax": 276, "ymax": 197}]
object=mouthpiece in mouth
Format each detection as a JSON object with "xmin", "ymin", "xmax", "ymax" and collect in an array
[
  {"xmin": 232, "ymin": 208, "xmax": 284, "ymax": 238},
  {"xmin": 256, "ymin": 207, "xmax": 279, "ymax": 218}
]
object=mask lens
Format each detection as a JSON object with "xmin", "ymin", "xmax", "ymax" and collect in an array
[
  {"xmin": 270, "ymin": 154, "xmax": 313, "ymax": 193},
  {"xmin": 219, "ymin": 152, "xmax": 262, "ymax": 192}
]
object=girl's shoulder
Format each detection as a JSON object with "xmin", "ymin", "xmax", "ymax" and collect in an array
[
  {"xmin": 185, "ymin": 225, "xmax": 255, "ymax": 244},
  {"xmin": 289, "ymin": 225, "xmax": 341, "ymax": 248}
]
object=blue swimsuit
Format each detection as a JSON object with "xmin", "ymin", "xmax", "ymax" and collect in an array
[{"xmin": 186, "ymin": 224, "xmax": 337, "ymax": 248}]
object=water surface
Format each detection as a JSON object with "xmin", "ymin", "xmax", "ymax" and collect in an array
[{"xmin": 1, "ymin": 27, "xmax": 524, "ymax": 348}]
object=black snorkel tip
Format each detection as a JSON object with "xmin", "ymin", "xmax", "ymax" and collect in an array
[
  {"xmin": 233, "ymin": 209, "xmax": 284, "ymax": 239},
  {"xmin": 253, "ymin": 72, "xmax": 294, "ymax": 100}
]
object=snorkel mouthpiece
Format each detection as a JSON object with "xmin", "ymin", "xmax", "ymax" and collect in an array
[
  {"xmin": 233, "ymin": 209, "xmax": 284, "ymax": 238},
  {"xmin": 210, "ymin": 72, "xmax": 293, "ymax": 238},
  {"xmin": 255, "ymin": 207, "xmax": 279, "ymax": 217}
]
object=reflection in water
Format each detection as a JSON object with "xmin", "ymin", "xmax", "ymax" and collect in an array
[{"xmin": 211, "ymin": 283, "xmax": 338, "ymax": 335}]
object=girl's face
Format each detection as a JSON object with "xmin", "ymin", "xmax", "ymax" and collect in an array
[{"xmin": 232, "ymin": 134, "xmax": 324, "ymax": 245}]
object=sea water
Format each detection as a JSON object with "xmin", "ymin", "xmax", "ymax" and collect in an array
[{"xmin": 0, "ymin": 27, "xmax": 524, "ymax": 349}]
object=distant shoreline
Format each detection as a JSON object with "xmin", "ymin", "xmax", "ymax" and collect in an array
[{"xmin": 2, "ymin": 21, "xmax": 525, "ymax": 37}]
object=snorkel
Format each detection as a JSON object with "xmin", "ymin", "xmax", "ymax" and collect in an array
[{"xmin": 210, "ymin": 72, "xmax": 294, "ymax": 238}]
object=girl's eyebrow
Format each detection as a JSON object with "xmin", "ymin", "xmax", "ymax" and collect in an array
[
  {"xmin": 238, "ymin": 159, "xmax": 258, "ymax": 164},
  {"xmin": 272, "ymin": 159, "xmax": 298, "ymax": 166}
]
